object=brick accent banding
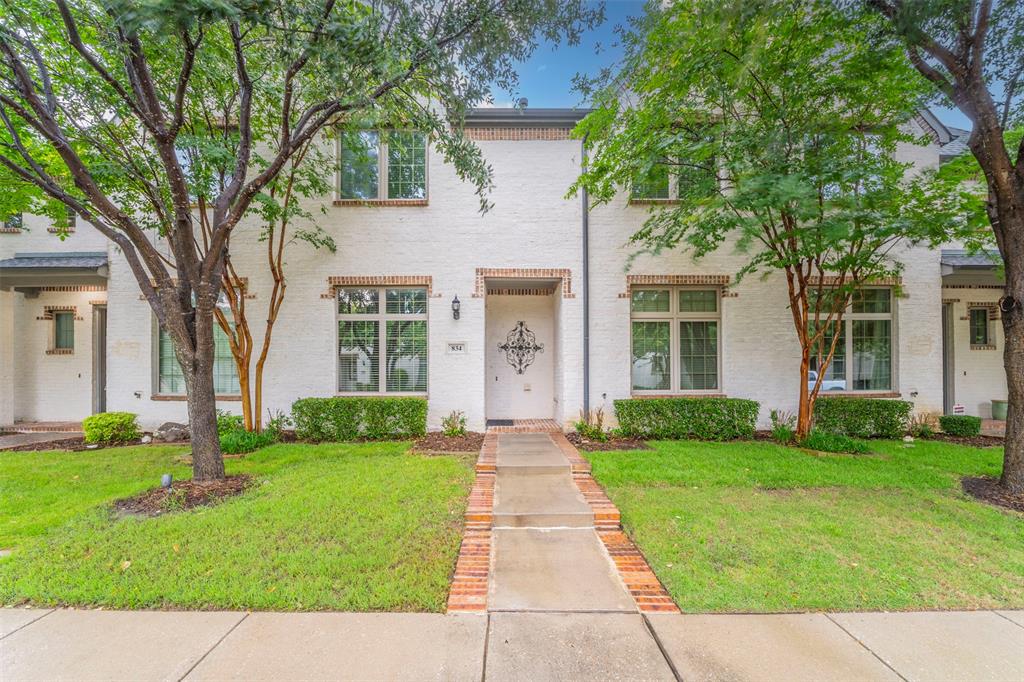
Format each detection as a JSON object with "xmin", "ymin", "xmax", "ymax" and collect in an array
[
  {"xmin": 619, "ymin": 274, "xmax": 732, "ymax": 298},
  {"xmin": 332, "ymin": 198, "xmax": 429, "ymax": 207},
  {"xmin": 628, "ymin": 198, "xmax": 681, "ymax": 206},
  {"xmin": 944, "ymin": 284, "xmax": 1005, "ymax": 290},
  {"xmin": 321, "ymin": 275, "xmax": 434, "ymax": 299},
  {"xmin": 630, "ymin": 393, "xmax": 727, "ymax": 399},
  {"xmin": 151, "ymin": 394, "xmax": 242, "ymax": 401},
  {"xmin": 971, "ymin": 344, "xmax": 997, "ymax": 351},
  {"xmin": 0, "ymin": 227, "xmax": 21, "ymax": 234},
  {"xmin": 47, "ymin": 227, "xmax": 76, "ymax": 234},
  {"xmin": 818, "ymin": 392, "xmax": 902, "ymax": 399},
  {"xmin": 486, "ymin": 287, "xmax": 556, "ymax": 296},
  {"xmin": 942, "ymin": 298, "xmax": 960, "ymax": 304},
  {"xmin": 34, "ymin": 285, "xmax": 106, "ymax": 292},
  {"xmin": 808, "ymin": 275, "xmax": 903, "ymax": 286},
  {"xmin": 36, "ymin": 305, "xmax": 83, "ymax": 321},
  {"xmin": 45, "ymin": 348, "xmax": 74, "ymax": 355},
  {"xmin": 464, "ymin": 127, "xmax": 573, "ymax": 141},
  {"xmin": 447, "ymin": 432, "xmax": 497, "ymax": 613},
  {"xmin": 474, "ymin": 268, "xmax": 573, "ymax": 299}
]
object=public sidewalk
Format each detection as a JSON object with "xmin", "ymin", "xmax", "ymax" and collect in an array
[{"xmin": 2, "ymin": 607, "xmax": 1023, "ymax": 680}]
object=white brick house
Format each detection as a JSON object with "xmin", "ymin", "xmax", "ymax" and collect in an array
[{"xmin": 0, "ymin": 108, "xmax": 1007, "ymax": 430}]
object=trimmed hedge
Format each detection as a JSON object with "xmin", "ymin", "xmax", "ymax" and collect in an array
[
  {"xmin": 939, "ymin": 415, "xmax": 982, "ymax": 438},
  {"xmin": 813, "ymin": 397, "xmax": 912, "ymax": 439},
  {"xmin": 292, "ymin": 397, "xmax": 427, "ymax": 441},
  {"xmin": 82, "ymin": 412, "xmax": 140, "ymax": 444},
  {"xmin": 613, "ymin": 397, "xmax": 759, "ymax": 440}
]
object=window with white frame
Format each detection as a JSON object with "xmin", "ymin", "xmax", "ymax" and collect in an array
[
  {"xmin": 809, "ymin": 288, "xmax": 895, "ymax": 392},
  {"xmin": 338, "ymin": 131, "xmax": 427, "ymax": 200},
  {"xmin": 155, "ymin": 297, "xmax": 239, "ymax": 395},
  {"xmin": 337, "ymin": 287, "xmax": 428, "ymax": 393},
  {"xmin": 630, "ymin": 287, "xmax": 721, "ymax": 392}
]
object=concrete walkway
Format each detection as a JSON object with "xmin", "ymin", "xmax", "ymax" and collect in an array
[{"xmin": 2, "ymin": 433, "xmax": 1023, "ymax": 680}]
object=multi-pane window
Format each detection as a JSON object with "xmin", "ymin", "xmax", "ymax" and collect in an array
[
  {"xmin": 809, "ymin": 288, "xmax": 895, "ymax": 392},
  {"xmin": 632, "ymin": 164, "xmax": 670, "ymax": 200},
  {"xmin": 339, "ymin": 131, "xmax": 427, "ymax": 200},
  {"xmin": 3, "ymin": 213, "xmax": 22, "ymax": 230},
  {"xmin": 157, "ymin": 299, "xmax": 240, "ymax": 395},
  {"xmin": 337, "ymin": 287, "xmax": 428, "ymax": 393},
  {"xmin": 54, "ymin": 312, "xmax": 74, "ymax": 350},
  {"xmin": 969, "ymin": 308, "xmax": 991, "ymax": 346},
  {"xmin": 630, "ymin": 287, "xmax": 721, "ymax": 393}
]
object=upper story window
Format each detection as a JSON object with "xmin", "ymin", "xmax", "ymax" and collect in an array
[
  {"xmin": 336, "ymin": 287, "xmax": 428, "ymax": 394},
  {"xmin": 338, "ymin": 131, "xmax": 427, "ymax": 201},
  {"xmin": 630, "ymin": 287, "xmax": 721, "ymax": 393},
  {"xmin": 809, "ymin": 288, "xmax": 895, "ymax": 392},
  {"xmin": 2, "ymin": 212, "xmax": 23, "ymax": 232},
  {"xmin": 631, "ymin": 160, "xmax": 717, "ymax": 201}
]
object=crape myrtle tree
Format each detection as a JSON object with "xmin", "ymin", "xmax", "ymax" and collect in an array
[
  {"xmin": 0, "ymin": 0, "xmax": 602, "ymax": 481},
  {"xmin": 862, "ymin": 0, "xmax": 1024, "ymax": 492},
  {"xmin": 572, "ymin": 0, "xmax": 960, "ymax": 438}
]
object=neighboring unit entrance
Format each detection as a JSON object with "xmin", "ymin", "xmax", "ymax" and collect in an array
[{"xmin": 485, "ymin": 289, "xmax": 556, "ymax": 421}]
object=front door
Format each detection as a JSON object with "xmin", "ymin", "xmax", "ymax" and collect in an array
[{"xmin": 485, "ymin": 294, "xmax": 555, "ymax": 420}]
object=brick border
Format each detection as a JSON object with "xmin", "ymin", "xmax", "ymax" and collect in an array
[
  {"xmin": 320, "ymin": 275, "xmax": 435, "ymax": 299},
  {"xmin": 464, "ymin": 127, "xmax": 573, "ymax": 141},
  {"xmin": 486, "ymin": 418, "xmax": 561, "ymax": 433},
  {"xmin": 474, "ymin": 268, "xmax": 573, "ymax": 298},
  {"xmin": 447, "ymin": 432, "xmax": 497, "ymax": 613},
  {"xmin": 551, "ymin": 432, "xmax": 680, "ymax": 614},
  {"xmin": 618, "ymin": 274, "xmax": 732, "ymax": 299}
]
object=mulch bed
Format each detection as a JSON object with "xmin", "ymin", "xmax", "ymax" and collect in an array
[
  {"xmin": 565, "ymin": 432, "xmax": 651, "ymax": 451},
  {"xmin": 926, "ymin": 433, "xmax": 1004, "ymax": 448},
  {"xmin": 962, "ymin": 476, "xmax": 1024, "ymax": 513},
  {"xmin": 411, "ymin": 431, "xmax": 485, "ymax": 454},
  {"xmin": 113, "ymin": 474, "xmax": 252, "ymax": 517},
  {"xmin": 5, "ymin": 437, "xmax": 189, "ymax": 453}
]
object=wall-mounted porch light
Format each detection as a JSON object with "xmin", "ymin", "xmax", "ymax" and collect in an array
[{"xmin": 452, "ymin": 295, "xmax": 461, "ymax": 320}]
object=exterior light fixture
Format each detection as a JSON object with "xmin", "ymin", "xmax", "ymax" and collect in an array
[
  {"xmin": 161, "ymin": 473, "xmax": 173, "ymax": 490},
  {"xmin": 452, "ymin": 295, "xmax": 461, "ymax": 320}
]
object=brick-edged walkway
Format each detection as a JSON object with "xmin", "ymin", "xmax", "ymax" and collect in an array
[{"xmin": 449, "ymin": 428, "xmax": 678, "ymax": 616}]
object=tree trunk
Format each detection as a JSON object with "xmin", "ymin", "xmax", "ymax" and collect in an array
[
  {"xmin": 1000, "ymin": 245, "xmax": 1024, "ymax": 493},
  {"xmin": 185, "ymin": 305, "xmax": 225, "ymax": 482},
  {"xmin": 796, "ymin": 345, "xmax": 813, "ymax": 439}
]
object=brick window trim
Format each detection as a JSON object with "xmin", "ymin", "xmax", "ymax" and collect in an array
[
  {"xmin": 47, "ymin": 227, "xmax": 76, "ymax": 234},
  {"xmin": 817, "ymin": 391, "xmax": 903, "ymax": 399},
  {"xmin": 332, "ymin": 198, "xmax": 429, "ymax": 207},
  {"xmin": 628, "ymin": 198, "xmax": 682, "ymax": 206},
  {"xmin": 618, "ymin": 274, "xmax": 732, "ymax": 299},
  {"xmin": 321, "ymin": 275, "xmax": 435, "ymax": 299},
  {"xmin": 151, "ymin": 394, "xmax": 242, "ymax": 402},
  {"xmin": 970, "ymin": 344, "xmax": 998, "ymax": 351},
  {"xmin": 807, "ymin": 275, "xmax": 904, "ymax": 287},
  {"xmin": 0, "ymin": 227, "xmax": 21, "ymax": 234},
  {"xmin": 474, "ymin": 268, "xmax": 574, "ymax": 299},
  {"xmin": 630, "ymin": 393, "xmax": 727, "ymax": 399},
  {"xmin": 463, "ymin": 127, "xmax": 574, "ymax": 141},
  {"xmin": 45, "ymin": 348, "xmax": 74, "ymax": 356},
  {"xmin": 36, "ymin": 306, "xmax": 84, "ymax": 322}
]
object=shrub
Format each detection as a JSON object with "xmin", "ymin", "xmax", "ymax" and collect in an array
[
  {"xmin": 574, "ymin": 407, "xmax": 608, "ymax": 442},
  {"xmin": 813, "ymin": 397, "xmax": 912, "ymax": 439},
  {"xmin": 800, "ymin": 429, "xmax": 870, "ymax": 454},
  {"xmin": 939, "ymin": 415, "xmax": 982, "ymax": 437},
  {"xmin": 769, "ymin": 409, "xmax": 796, "ymax": 444},
  {"xmin": 82, "ymin": 412, "xmax": 140, "ymax": 444},
  {"xmin": 908, "ymin": 412, "xmax": 938, "ymax": 439},
  {"xmin": 216, "ymin": 411, "xmax": 244, "ymax": 435},
  {"xmin": 441, "ymin": 410, "xmax": 467, "ymax": 438},
  {"xmin": 291, "ymin": 397, "xmax": 428, "ymax": 441},
  {"xmin": 220, "ymin": 427, "xmax": 277, "ymax": 454},
  {"xmin": 613, "ymin": 397, "xmax": 759, "ymax": 441}
]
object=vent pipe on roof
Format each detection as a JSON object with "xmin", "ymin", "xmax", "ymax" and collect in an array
[{"xmin": 517, "ymin": 97, "xmax": 528, "ymax": 109}]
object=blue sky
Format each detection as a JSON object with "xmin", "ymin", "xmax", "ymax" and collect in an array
[{"xmin": 498, "ymin": 0, "xmax": 972, "ymax": 130}]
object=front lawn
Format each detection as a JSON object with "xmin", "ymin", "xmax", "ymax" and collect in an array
[
  {"xmin": 0, "ymin": 443, "xmax": 473, "ymax": 611},
  {"xmin": 588, "ymin": 439, "xmax": 1024, "ymax": 612}
]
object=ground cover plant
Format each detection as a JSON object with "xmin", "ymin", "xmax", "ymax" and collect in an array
[
  {"xmin": 588, "ymin": 439, "xmax": 1024, "ymax": 612},
  {"xmin": 0, "ymin": 442, "xmax": 473, "ymax": 611}
]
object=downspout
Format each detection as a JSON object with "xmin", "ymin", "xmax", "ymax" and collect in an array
[{"xmin": 581, "ymin": 134, "xmax": 590, "ymax": 415}]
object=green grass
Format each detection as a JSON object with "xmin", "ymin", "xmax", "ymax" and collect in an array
[
  {"xmin": 0, "ymin": 442, "xmax": 473, "ymax": 611},
  {"xmin": 588, "ymin": 439, "xmax": 1024, "ymax": 613}
]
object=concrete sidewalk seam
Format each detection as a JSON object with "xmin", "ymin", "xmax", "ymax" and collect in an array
[
  {"xmin": 487, "ymin": 607, "xmax": 639, "ymax": 614},
  {"xmin": 0, "ymin": 608, "xmax": 54, "ymax": 640},
  {"xmin": 642, "ymin": 613, "xmax": 683, "ymax": 682},
  {"xmin": 480, "ymin": 611, "xmax": 491, "ymax": 682},
  {"xmin": 992, "ymin": 609, "xmax": 1024, "ymax": 631},
  {"xmin": 824, "ymin": 612, "xmax": 908, "ymax": 681},
  {"xmin": 176, "ymin": 611, "xmax": 249, "ymax": 681}
]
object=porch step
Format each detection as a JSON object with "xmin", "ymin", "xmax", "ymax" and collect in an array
[{"xmin": 493, "ymin": 470, "xmax": 593, "ymax": 529}]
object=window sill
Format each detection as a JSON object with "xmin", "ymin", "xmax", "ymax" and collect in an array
[
  {"xmin": 333, "ymin": 199, "xmax": 428, "ymax": 207},
  {"xmin": 46, "ymin": 348, "xmax": 74, "ymax": 355},
  {"xmin": 816, "ymin": 391, "xmax": 901, "ymax": 399},
  {"xmin": 628, "ymin": 198, "xmax": 680, "ymax": 206},
  {"xmin": 151, "ymin": 394, "xmax": 242, "ymax": 401},
  {"xmin": 970, "ymin": 344, "xmax": 997, "ymax": 350},
  {"xmin": 630, "ymin": 392, "xmax": 726, "ymax": 399}
]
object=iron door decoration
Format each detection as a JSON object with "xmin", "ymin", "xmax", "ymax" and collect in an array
[{"xmin": 498, "ymin": 321, "xmax": 544, "ymax": 374}]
